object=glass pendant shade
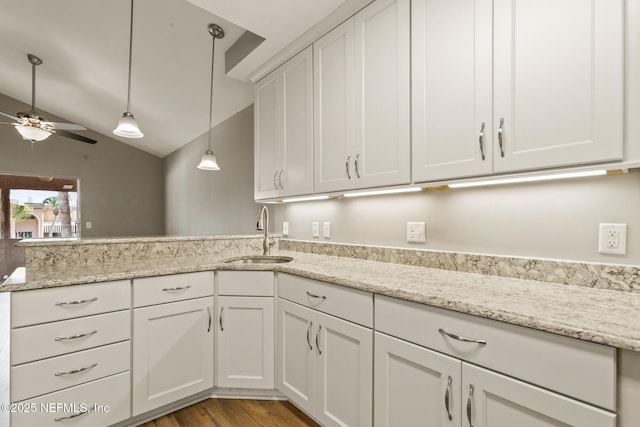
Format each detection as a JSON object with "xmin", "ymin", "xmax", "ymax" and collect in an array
[
  {"xmin": 113, "ymin": 112, "xmax": 143, "ymax": 138},
  {"xmin": 197, "ymin": 149, "xmax": 220, "ymax": 170},
  {"xmin": 16, "ymin": 125, "xmax": 52, "ymax": 142}
]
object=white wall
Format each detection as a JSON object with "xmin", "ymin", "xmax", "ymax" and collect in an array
[
  {"xmin": 164, "ymin": 105, "xmax": 258, "ymax": 235},
  {"xmin": 274, "ymin": 170, "xmax": 640, "ymax": 265}
]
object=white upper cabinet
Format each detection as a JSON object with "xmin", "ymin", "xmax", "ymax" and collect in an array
[
  {"xmin": 493, "ymin": 0, "xmax": 623, "ymax": 173},
  {"xmin": 413, "ymin": 0, "xmax": 624, "ymax": 183},
  {"xmin": 315, "ymin": 0, "xmax": 410, "ymax": 193},
  {"xmin": 255, "ymin": 46, "xmax": 314, "ymax": 200},
  {"xmin": 412, "ymin": 0, "xmax": 493, "ymax": 182}
]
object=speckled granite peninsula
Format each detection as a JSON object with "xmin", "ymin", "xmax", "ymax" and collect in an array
[{"xmin": 3, "ymin": 235, "xmax": 640, "ymax": 352}]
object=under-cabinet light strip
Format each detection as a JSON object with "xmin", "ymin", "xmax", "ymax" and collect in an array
[
  {"xmin": 448, "ymin": 170, "xmax": 608, "ymax": 188},
  {"xmin": 343, "ymin": 187, "xmax": 422, "ymax": 198},
  {"xmin": 281, "ymin": 195, "xmax": 330, "ymax": 203}
]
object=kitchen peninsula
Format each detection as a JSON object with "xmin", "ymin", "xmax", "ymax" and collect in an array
[{"xmin": 2, "ymin": 235, "xmax": 640, "ymax": 426}]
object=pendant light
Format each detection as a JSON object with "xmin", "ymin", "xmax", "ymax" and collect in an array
[
  {"xmin": 197, "ymin": 24, "xmax": 225, "ymax": 170},
  {"xmin": 113, "ymin": 0, "xmax": 143, "ymax": 138}
]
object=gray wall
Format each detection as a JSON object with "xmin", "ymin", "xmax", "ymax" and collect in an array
[
  {"xmin": 164, "ymin": 105, "xmax": 258, "ymax": 235},
  {"xmin": 274, "ymin": 171, "xmax": 640, "ymax": 265},
  {"xmin": 0, "ymin": 93, "xmax": 165, "ymax": 238}
]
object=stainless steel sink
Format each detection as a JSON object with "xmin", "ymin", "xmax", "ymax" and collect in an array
[{"xmin": 224, "ymin": 256, "xmax": 293, "ymax": 265}]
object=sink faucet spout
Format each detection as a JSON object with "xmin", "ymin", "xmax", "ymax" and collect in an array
[{"xmin": 256, "ymin": 206, "xmax": 271, "ymax": 255}]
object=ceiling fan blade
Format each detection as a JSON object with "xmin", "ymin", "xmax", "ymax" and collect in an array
[
  {"xmin": 0, "ymin": 111, "xmax": 19, "ymax": 121},
  {"xmin": 49, "ymin": 122, "xmax": 87, "ymax": 131},
  {"xmin": 55, "ymin": 129, "xmax": 97, "ymax": 144}
]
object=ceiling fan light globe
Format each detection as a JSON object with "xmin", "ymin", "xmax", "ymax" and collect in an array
[
  {"xmin": 113, "ymin": 112, "xmax": 143, "ymax": 138},
  {"xmin": 197, "ymin": 149, "xmax": 220, "ymax": 170},
  {"xmin": 15, "ymin": 125, "xmax": 52, "ymax": 142}
]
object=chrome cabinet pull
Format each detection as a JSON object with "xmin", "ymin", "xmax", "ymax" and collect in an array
[
  {"xmin": 273, "ymin": 170, "xmax": 279, "ymax": 189},
  {"xmin": 478, "ymin": 122, "xmax": 486, "ymax": 161},
  {"xmin": 316, "ymin": 324, "xmax": 322, "ymax": 355},
  {"xmin": 219, "ymin": 306, "xmax": 224, "ymax": 332},
  {"xmin": 346, "ymin": 154, "xmax": 352, "ymax": 179},
  {"xmin": 467, "ymin": 384, "xmax": 475, "ymax": 427},
  {"xmin": 55, "ymin": 297, "xmax": 98, "ymax": 306},
  {"xmin": 162, "ymin": 285, "xmax": 191, "ymax": 292},
  {"xmin": 207, "ymin": 307, "xmax": 212, "ymax": 332},
  {"xmin": 54, "ymin": 410, "xmax": 89, "ymax": 422},
  {"xmin": 306, "ymin": 291, "xmax": 326, "ymax": 300},
  {"xmin": 55, "ymin": 330, "xmax": 97, "ymax": 341},
  {"xmin": 497, "ymin": 117, "xmax": 505, "ymax": 158},
  {"xmin": 55, "ymin": 363, "xmax": 98, "ymax": 377},
  {"xmin": 355, "ymin": 152, "xmax": 361, "ymax": 178},
  {"xmin": 278, "ymin": 169, "xmax": 285, "ymax": 189},
  {"xmin": 306, "ymin": 321, "xmax": 313, "ymax": 350},
  {"xmin": 439, "ymin": 328, "xmax": 486, "ymax": 345},
  {"xmin": 445, "ymin": 375, "xmax": 453, "ymax": 421}
]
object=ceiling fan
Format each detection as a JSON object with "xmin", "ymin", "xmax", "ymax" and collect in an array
[{"xmin": 0, "ymin": 54, "xmax": 97, "ymax": 144}]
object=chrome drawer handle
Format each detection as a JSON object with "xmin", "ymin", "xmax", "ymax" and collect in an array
[
  {"xmin": 346, "ymin": 154, "xmax": 352, "ymax": 180},
  {"xmin": 278, "ymin": 169, "xmax": 285, "ymax": 189},
  {"xmin": 55, "ymin": 330, "xmax": 98, "ymax": 341},
  {"xmin": 55, "ymin": 363, "xmax": 98, "ymax": 376},
  {"xmin": 439, "ymin": 328, "xmax": 486, "ymax": 345},
  {"xmin": 306, "ymin": 321, "xmax": 313, "ymax": 350},
  {"xmin": 55, "ymin": 297, "xmax": 98, "ymax": 306},
  {"xmin": 162, "ymin": 285, "xmax": 192, "ymax": 292},
  {"xmin": 444, "ymin": 375, "xmax": 453, "ymax": 420},
  {"xmin": 478, "ymin": 122, "xmax": 486, "ymax": 161},
  {"xmin": 54, "ymin": 410, "xmax": 89, "ymax": 422},
  {"xmin": 207, "ymin": 307, "xmax": 212, "ymax": 333},
  {"xmin": 497, "ymin": 117, "xmax": 505, "ymax": 158},
  {"xmin": 306, "ymin": 291, "xmax": 326, "ymax": 300},
  {"xmin": 355, "ymin": 152, "xmax": 361, "ymax": 178},
  {"xmin": 316, "ymin": 324, "xmax": 322, "ymax": 355},
  {"xmin": 467, "ymin": 384, "xmax": 475, "ymax": 427},
  {"xmin": 219, "ymin": 306, "xmax": 224, "ymax": 332}
]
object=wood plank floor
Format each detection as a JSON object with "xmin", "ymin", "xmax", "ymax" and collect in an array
[{"xmin": 139, "ymin": 399, "xmax": 320, "ymax": 427}]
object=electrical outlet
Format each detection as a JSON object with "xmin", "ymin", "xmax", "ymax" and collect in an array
[
  {"xmin": 85, "ymin": 221, "xmax": 92, "ymax": 229},
  {"xmin": 323, "ymin": 222, "xmax": 331, "ymax": 238},
  {"xmin": 407, "ymin": 222, "xmax": 426, "ymax": 243},
  {"xmin": 599, "ymin": 223, "xmax": 627, "ymax": 255},
  {"xmin": 282, "ymin": 221, "xmax": 289, "ymax": 236},
  {"xmin": 312, "ymin": 222, "xmax": 320, "ymax": 238}
]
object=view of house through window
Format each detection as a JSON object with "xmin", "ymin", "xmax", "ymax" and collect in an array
[{"xmin": 1, "ymin": 173, "xmax": 80, "ymax": 279}]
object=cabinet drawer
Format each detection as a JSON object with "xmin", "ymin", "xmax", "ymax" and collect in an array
[
  {"xmin": 277, "ymin": 273, "xmax": 372, "ymax": 327},
  {"xmin": 375, "ymin": 294, "xmax": 616, "ymax": 411},
  {"xmin": 11, "ymin": 341, "xmax": 130, "ymax": 402},
  {"xmin": 218, "ymin": 271, "xmax": 274, "ymax": 296},
  {"xmin": 11, "ymin": 310, "xmax": 130, "ymax": 365},
  {"xmin": 133, "ymin": 271, "xmax": 213, "ymax": 307},
  {"xmin": 11, "ymin": 371, "xmax": 130, "ymax": 427},
  {"xmin": 11, "ymin": 280, "xmax": 130, "ymax": 327}
]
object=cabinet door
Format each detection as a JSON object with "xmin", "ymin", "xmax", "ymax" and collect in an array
[
  {"xmin": 412, "ymin": 0, "xmax": 493, "ymax": 182},
  {"xmin": 463, "ymin": 363, "xmax": 616, "ymax": 427},
  {"xmin": 316, "ymin": 312, "xmax": 372, "ymax": 427},
  {"xmin": 354, "ymin": 0, "xmax": 410, "ymax": 188},
  {"xmin": 314, "ymin": 19, "xmax": 355, "ymax": 193},
  {"xmin": 280, "ymin": 46, "xmax": 314, "ymax": 197},
  {"xmin": 493, "ymin": 0, "xmax": 623, "ymax": 173},
  {"xmin": 217, "ymin": 296, "xmax": 274, "ymax": 389},
  {"xmin": 132, "ymin": 297, "xmax": 214, "ymax": 416},
  {"xmin": 375, "ymin": 332, "xmax": 461, "ymax": 427},
  {"xmin": 254, "ymin": 70, "xmax": 281, "ymax": 200},
  {"xmin": 277, "ymin": 299, "xmax": 316, "ymax": 416}
]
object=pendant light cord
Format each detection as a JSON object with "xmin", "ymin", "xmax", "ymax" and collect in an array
[
  {"xmin": 126, "ymin": 0, "xmax": 135, "ymax": 113},
  {"xmin": 207, "ymin": 34, "xmax": 216, "ymax": 150}
]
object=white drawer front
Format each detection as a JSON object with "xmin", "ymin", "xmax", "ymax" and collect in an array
[
  {"xmin": 133, "ymin": 271, "xmax": 213, "ymax": 307},
  {"xmin": 11, "ymin": 341, "xmax": 130, "ymax": 402},
  {"xmin": 12, "ymin": 280, "xmax": 130, "ymax": 327},
  {"xmin": 277, "ymin": 273, "xmax": 373, "ymax": 327},
  {"xmin": 11, "ymin": 310, "xmax": 130, "ymax": 365},
  {"xmin": 218, "ymin": 271, "xmax": 274, "ymax": 296},
  {"xmin": 375, "ymin": 294, "xmax": 616, "ymax": 411},
  {"xmin": 11, "ymin": 372, "xmax": 130, "ymax": 427}
]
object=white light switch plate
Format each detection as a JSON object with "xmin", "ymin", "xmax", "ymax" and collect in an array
[
  {"xmin": 407, "ymin": 222, "xmax": 426, "ymax": 243},
  {"xmin": 282, "ymin": 221, "xmax": 289, "ymax": 236},
  {"xmin": 85, "ymin": 221, "xmax": 92, "ymax": 229},
  {"xmin": 323, "ymin": 222, "xmax": 331, "ymax": 238},
  {"xmin": 312, "ymin": 222, "xmax": 320, "ymax": 238}
]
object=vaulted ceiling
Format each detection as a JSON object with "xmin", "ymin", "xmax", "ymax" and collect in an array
[{"xmin": 0, "ymin": 0, "xmax": 349, "ymax": 157}]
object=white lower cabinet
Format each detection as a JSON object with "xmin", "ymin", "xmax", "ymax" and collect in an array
[
  {"xmin": 132, "ymin": 296, "xmax": 214, "ymax": 416},
  {"xmin": 277, "ymin": 298, "xmax": 373, "ymax": 427},
  {"xmin": 217, "ymin": 295, "xmax": 274, "ymax": 389}
]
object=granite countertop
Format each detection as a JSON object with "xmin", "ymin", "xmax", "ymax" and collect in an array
[{"xmin": 3, "ymin": 250, "xmax": 640, "ymax": 352}]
